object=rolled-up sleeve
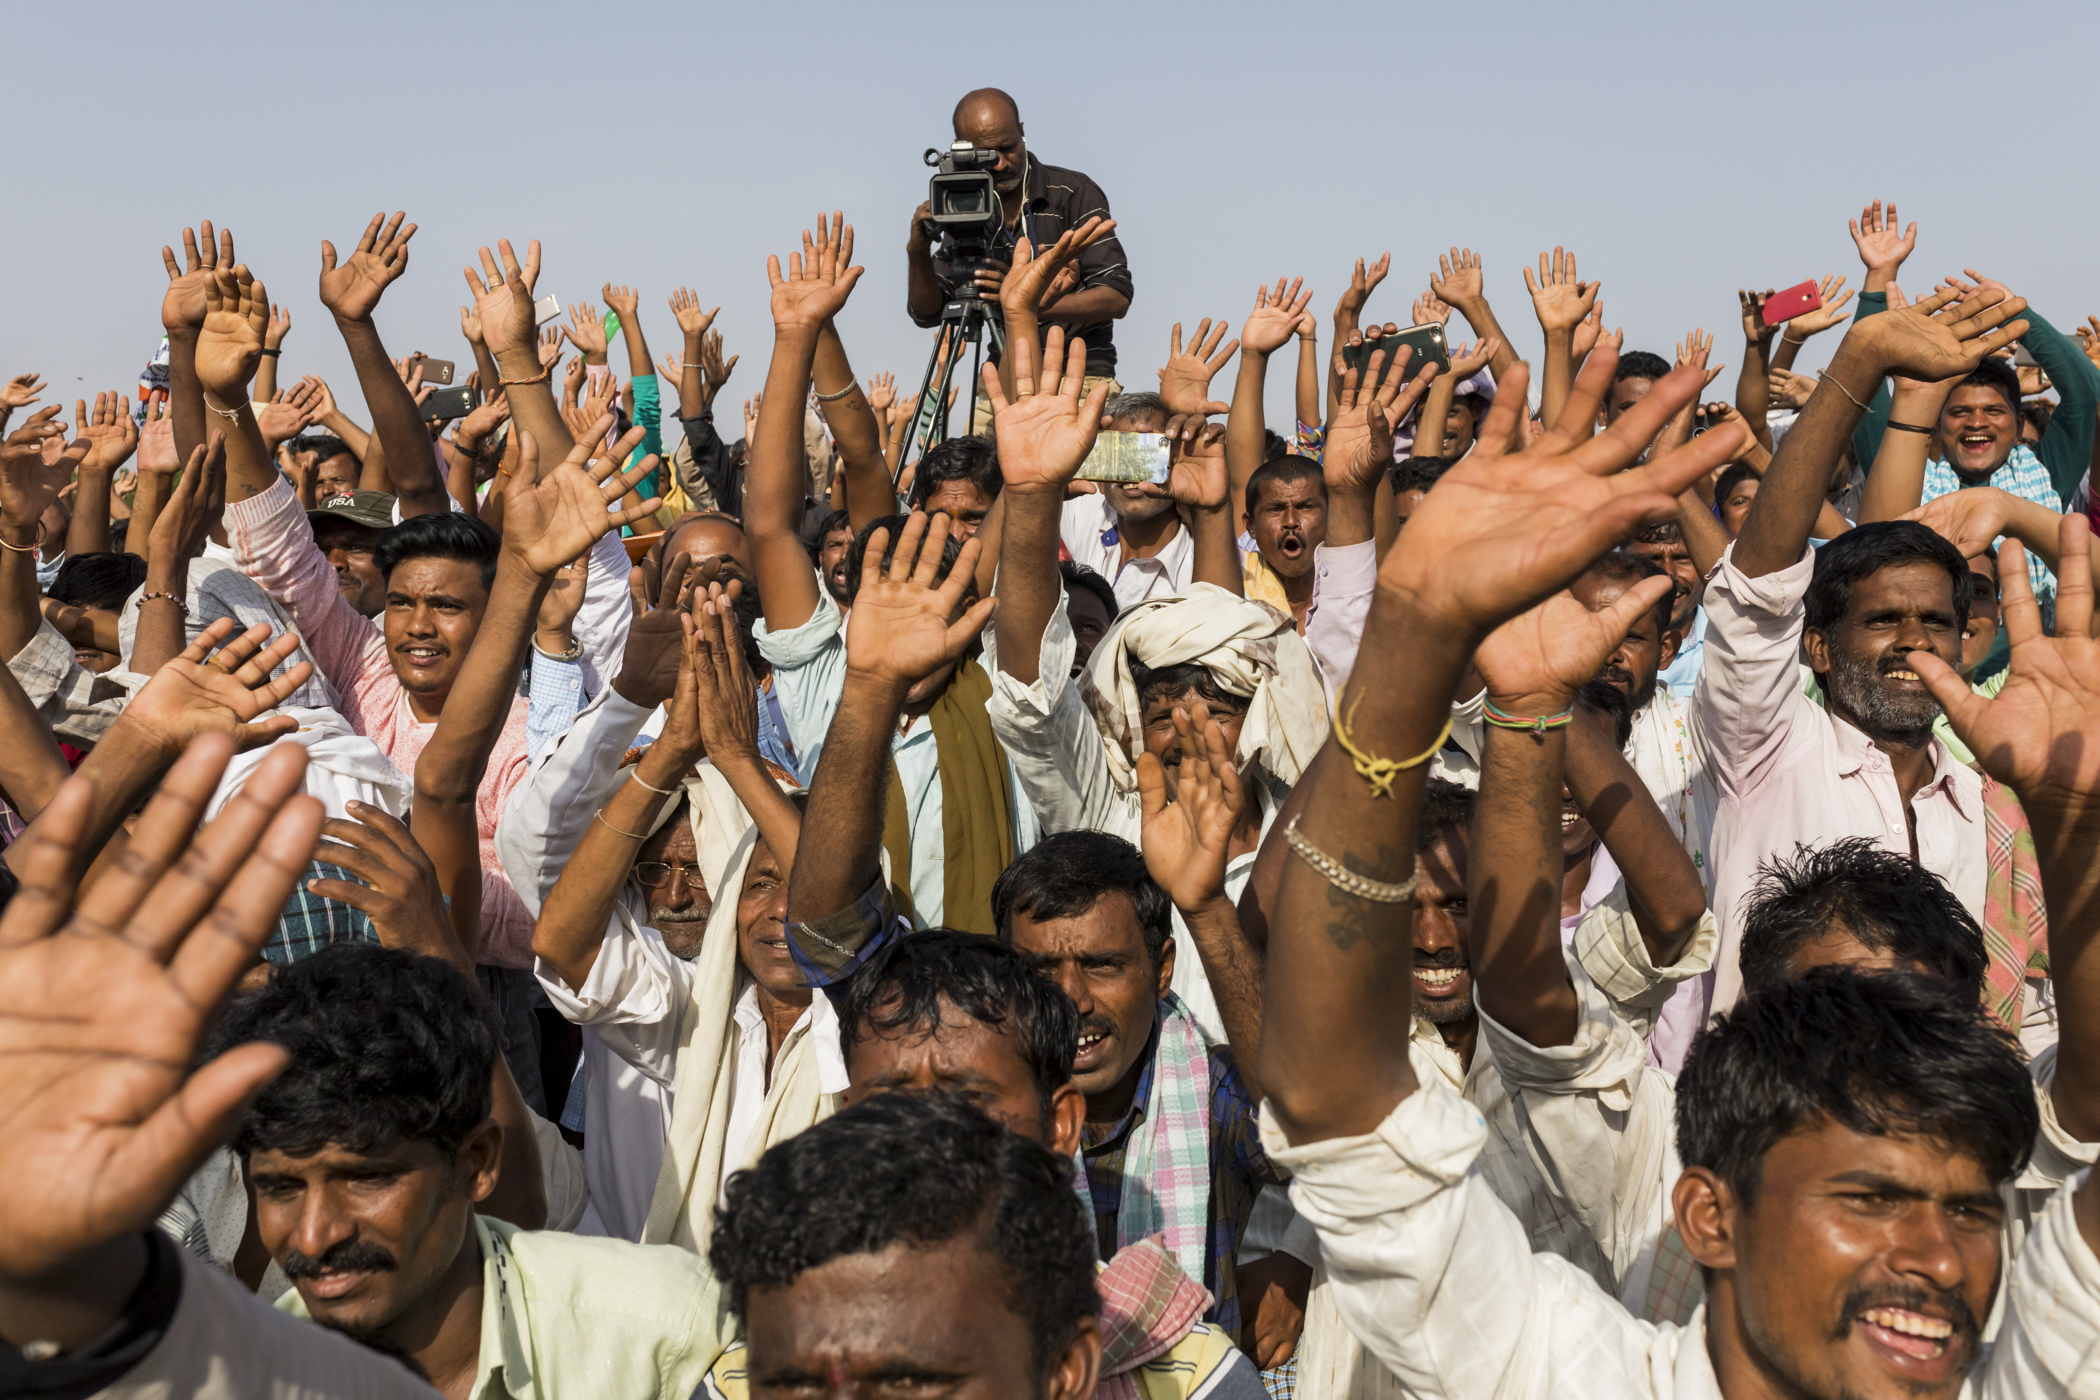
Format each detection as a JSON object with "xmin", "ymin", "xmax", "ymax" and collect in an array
[
  {"xmin": 981, "ymin": 586, "xmax": 1138, "ymax": 839},
  {"xmin": 1692, "ymin": 543, "xmax": 1820, "ymax": 802},
  {"xmin": 1304, "ymin": 539, "xmax": 1375, "ymax": 704}
]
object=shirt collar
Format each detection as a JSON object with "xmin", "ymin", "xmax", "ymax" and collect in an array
[
  {"xmin": 1081, "ymin": 1012, "xmax": 1162, "ymax": 1153},
  {"xmin": 1828, "ymin": 714, "xmax": 1974, "ymax": 818},
  {"xmin": 731, "ymin": 983, "xmax": 851, "ymax": 1096},
  {"xmin": 1021, "ymin": 152, "xmax": 1048, "ymax": 209},
  {"xmin": 472, "ymin": 1216, "xmax": 533, "ymax": 1400}
]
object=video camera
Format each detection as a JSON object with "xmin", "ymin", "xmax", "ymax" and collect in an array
[{"xmin": 923, "ymin": 142, "xmax": 1005, "ymax": 258}]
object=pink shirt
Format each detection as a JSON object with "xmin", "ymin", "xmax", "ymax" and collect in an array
[
  {"xmin": 226, "ymin": 477, "xmax": 537, "ymax": 968},
  {"xmin": 1693, "ymin": 543, "xmax": 1984, "ymax": 1015}
]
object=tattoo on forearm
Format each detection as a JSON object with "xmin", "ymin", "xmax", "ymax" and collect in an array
[{"xmin": 1321, "ymin": 844, "xmax": 1409, "ymax": 952}]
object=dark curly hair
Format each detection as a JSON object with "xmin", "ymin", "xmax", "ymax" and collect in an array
[
  {"xmin": 992, "ymin": 830, "xmax": 1171, "ymax": 970},
  {"xmin": 209, "ymin": 943, "xmax": 495, "ymax": 1159},
  {"xmin": 374, "ymin": 510, "xmax": 500, "ymax": 591},
  {"xmin": 711, "ymin": 1094, "xmax": 1099, "ymax": 1379}
]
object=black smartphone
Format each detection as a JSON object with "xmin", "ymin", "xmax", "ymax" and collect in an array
[
  {"xmin": 421, "ymin": 385, "xmax": 475, "ymax": 422},
  {"xmin": 1341, "ymin": 322, "xmax": 1450, "ymax": 389}
]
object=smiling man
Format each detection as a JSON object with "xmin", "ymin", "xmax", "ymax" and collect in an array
[{"xmin": 217, "ymin": 944, "xmax": 727, "ymax": 1400}]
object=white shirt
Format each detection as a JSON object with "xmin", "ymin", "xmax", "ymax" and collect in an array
[
  {"xmin": 1059, "ymin": 493, "xmax": 1193, "ymax": 608},
  {"xmin": 1269, "ymin": 1079, "xmax": 2100, "ymax": 1400},
  {"xmin": 723, "ymin": 983, "xmax": 843, "ymax": 1206},
  {"xmin": 1693, "ymin": 543, "xmax": 1985, "ymax": 1014},
  {"xmin": 754, "ymin": 587, "xmax": 1040, "ymax": 927}
]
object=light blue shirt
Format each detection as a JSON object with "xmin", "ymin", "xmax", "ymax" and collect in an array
[
  {"xmin": 1660, "ymin": 606, "xmax": 1707, "ymax": 702},
  {"xmin": 754, "ymin": 589, "xmax": 1039, "ymax": 927}
]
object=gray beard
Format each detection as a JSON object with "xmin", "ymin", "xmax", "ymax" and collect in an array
[{"xmin": 1825, "ymin": 647, "xmax": 1941, "ymax": 745}]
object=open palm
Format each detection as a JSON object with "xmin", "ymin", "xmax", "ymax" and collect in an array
[
  {"xmin": 1241, "ymin": 277, "xmax": 1313, "ymax": 357},
  {"xmin": 123, "ymin": 620, "xmax": 313, "ymax": 754},
  {"xmin": 319, "ymin": 212, "xmax": 415, "ymax": 322},
  {"xmin": 194, "ymin": 267, "xmax": 268, "ymax": 401},
  {"xmin": 987, "ymin": 330, "xmax": 1108, "ymax": 492},
  {"xmin": 1136, "ymin": 703, "xmax": 1242, "ymax": 912},
  {"xmin": 1158, "ymin": 319, "xmax": 1238, "ymax": 416},
  {"xmin": 1475, "ymin": 586, "xmax": 1670, "ymax": 707},
  {"xmin": 466, "ymin": 240, "xmax": 542, "ymax": 361},
  {"xmin": 504, "ymin": 421, "xmax": 660, "ymax": 575},
  {"xmin": 844, "ymin": 513, "xmax": 995, "ymax": 691},
  {"xmin": 160, "ymin": 221, "xmax": 232, "ymax": 333},
  {"xmin": 1859, "ymin": 284, "xmax": 2029, "ymax": 382}
]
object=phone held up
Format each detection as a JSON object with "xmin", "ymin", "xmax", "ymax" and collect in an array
[
  {"xmin": 1760, "ymin": 279, "xmax": 1823, "ymax": 327},
  {"xmin": 1341, "ymin": 323, "xmax": 1450, "ymax": 389}
]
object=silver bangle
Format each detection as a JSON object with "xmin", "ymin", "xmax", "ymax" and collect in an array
[
  {"xmin": 1284, "ymin": 815, "xmax": 1419, "ymax": 903},
  {"xmin": 813, "ymin": 382, "xmax": 858, "ymax": 403}
]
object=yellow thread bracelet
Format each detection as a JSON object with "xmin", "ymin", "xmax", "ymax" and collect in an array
[{"xmin": 1331, "ymin": 691, "xmax": 1453, "ymax": 799}]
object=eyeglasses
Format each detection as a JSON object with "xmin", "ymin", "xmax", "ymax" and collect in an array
[{"xmin": 634, "ymin": 861, "xmax": 706, "ymax": 889}]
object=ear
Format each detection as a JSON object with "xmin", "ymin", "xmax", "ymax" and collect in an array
[
  {"xmin": 1045, "ymin": 1314, "xmax": 1100, "ymax": 1400},
  {"xmin": 1672, "ymin": 1165, "xmax": 1742, "ymax": 1272},
  {"xmin": 461, "ymin": 1117, "xmax": 504, "ymax": 1205},
  {"xmin": 1047, "ymin": 1083, "xmax": 1086, "ymax": 1157},
  {"xmin": 1154, "ymin": 935, "xmax": 1176, "ymax": 1000},
  {"xmin": 1657, "ymin": 621, "xmax": 1683, "ymax": 671},
  {"xmin": 1801, "ymin": 626, "xmax": 1832, "ymax": 676}
]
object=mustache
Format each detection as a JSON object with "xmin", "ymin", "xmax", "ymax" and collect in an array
[
  {"xmin": 1413, "ymin": 952, "xmax": 1467, "ymax": 970},
  {"xmin": 280, "ymin": 1236, "xmax": 398, "ymax": 1280},
  {"xmin": 650, "ymin": 900, "xmax": 711, "ymax": 925},
  {"xmin": 1077, "ymin": 1014, "xmax": 1116, "ymax": 1043},
  {"xmin": 1836, "ymin": 1284, "xmax": 1980, "ymax": 1348}
]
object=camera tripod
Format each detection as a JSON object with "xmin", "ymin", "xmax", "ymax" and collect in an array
[{"xmin": 897, "ymin": 281, "xmax": 1005, "ymax": 487}]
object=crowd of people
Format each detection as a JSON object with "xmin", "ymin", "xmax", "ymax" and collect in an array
[{"xmin": 2, "ymin": 83, "xmax": 2100, "ymax": 1399}]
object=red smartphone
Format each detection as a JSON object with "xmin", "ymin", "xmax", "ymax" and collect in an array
[{"xmin": 1761, "ymin": 279, "xmax": 1822, "ymax": 327}]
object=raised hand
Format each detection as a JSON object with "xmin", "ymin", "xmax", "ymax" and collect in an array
[
  {"xmin": 137, "ymin": 396, "xmax": 178, "ymax": 474},
  {"xmin": 1766, "ymin": 367, "xmax": 1818, "ymax": 409},
  {"xmin": 1241, "ymin": 277, "xmax": 1314, "ymax": 358},
  {"xmin": 147, "ymin": 434, "xmax": 228, "ymax": 571},
  {"xmin": 1158, "ymin": 318, "xmax": 1239, "ymax": 416},
  {"xmin": 74, "ymin": 393, "xmax": 138, "ymax": 473},
  {"xmin": 2078, "ymin": 317, "xmax": 2100, "ymax": 372},
  {"xmin": 843, "ymin": 511, "xmax": 997, "ymax": 692},
  {"xmin": 121, "ymin": 613, "xmax": 315, "ymax": 756},
  {"xmin": 538, "ymin": 324, "xmax": 564, "ymax": 371},
  {"xmin": 1163, "ymin": 414, "xmax": 1230, "ymax": 510},
  {"xmin": 615, "ymin": 552, "xmax": 697, "ymax": 709},
  {"xmin": 985, "ymin": 327, "xmax": 1110, "ymax": 493},
  {"xmin": 1845, "ymin": 281, "xmax": 2029, "ymax": 382},
  {"xmin": 769, "ymin": 210, "xmax": 865, "ymax": 333},
  {"xmin": 0, "ymin": 733, "xmax": 322, "ymax": 1280},
  {"xmin": 1739, "ymin": 289, "xmax": 1775, "ymax": 347},
  {"xmin": 454, "ymin": 387, "xmax": 510, "ymax": 450},
  {"xmin": 307, "ymin": 804, "xmax": 460, "ymax": 967},
  {"xmin": 1449, "ymin": 338, "xmax": 1501, "ymax": 380},
  {"xmin": 602, "ymin": 282, "xmax": 641, "ymax": 324},
  {"xmin": 684, "ymin": 582, "xmax": 763, "ymax": 761},
  {"xmin": 700, "ymin": 329, "xmax": 738, "ymax": 403},
  {"xmin": 255, "ymin": 391, "xmax": 314, "ymax": 450},
  {"xmin": 866, "ymin": 371, "xmax": 897, "ymax": 413},
  {"xmin": 159, "ymin": 221, "xmax": 233, "ymax": 334},
  {"xmin": 464, "ymin": 239, "xmax": 545, "ymax": 363},
  {"xmin": 1849, "ymin": 199, "xmax": 1916, "ymax": 285},
  {"xmin": 501, "ymin": 419, "xmax": 662, "ymax": 576},
  {"xmin": 318, "ymin": 212, "xmax": 415, "ymax": 323},
  {"xmin": 1920, "ymin": 520, "xmax": 2100, "ymax": 813},
  {"xmin": 563, "ymin": 302, "xmax": 609, "ymax": 360},
  {"xmin": 1675, "ymin": 328, "xmax": 1725, "ymax": 389},
  {"xmin": 1, "ymin": 408, "xmax": 78, "ymax": 525},
  {"xmin": 1381, "ymin": 349, "xmax": 1745, "ymax": 641},
  {"xmin": 667, "ymin": 286, "xmax": 718, "ymax": 339},
  {"xmin": 194, "ymin": 265, "xmax": 270, "ymax": 401},
  {"xmin": 3, "ymin": 372, "xmax": 47, "ymax": 409},
  {"xmin": 1430, "ymin": 247, "xmax": 1484, "ymax": 310},
  {"xmin": 1902, "ymin": 486, "xmax": 2022, "ymax": 559},
  {"xmin": 1336, "ymin": 253, "xmax": 1390, "ymax": 320},
  {"xmin": 1571, "ymin": 304, "xmax": 1607, "ymax": 365},
  {"xmin": 998, "ymin": 217, "xmax": 1115, "ymax": 318},
  {"xmin": 1323, "ymin": 338, "xmax": 1438, "ymax": 494},
  {"xmin": 1475, "ymin": 582, "xmax": 1675, "ymax": 714},
  {"xmin": 1524, "ymin": 246, "xmax": 1599, "ymax": 333},
  {"xmin": 1137, "ymin": 699, "xmax": 1244, "ymax": 914},
  {"xmin": 264, "ymin": 302, "xmax": 292, "ymax": 350},
  {"xmin": 1413, "ymin": 290, "xmax": 1452, "ymax": 328},
  {"xmin": 1784, "ymin": 274, "xmax": 1855, "ymax": 337},
  {"xmin": 460, "ymin": 303, "xmax": 485, "ymax": 348}
]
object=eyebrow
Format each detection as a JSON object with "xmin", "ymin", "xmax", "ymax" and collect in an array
[
  {"xmin": 1825, "ymin": 1170, "xmax": 1999, "ymax": 1209},
  {"xmin": 387, "ymin": 592, "xmax": 471, "ymax": 609}
]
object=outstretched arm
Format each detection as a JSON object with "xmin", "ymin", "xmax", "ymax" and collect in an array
[
  {"xmin": 1525, "ymin": 246, "xmax": 1599, "ymax": 432},
  {"xmin": 1227, "ymin": 278, "xmax": 1313, "ymax": 523},
  {"xmin": 1430, "ymin": 247, "xmax": 1519, "ymax": 387},
  {"xmin": 787, "ymin": 513, "xmax": 995, "ymax": 924},
  {"xmin": 66, "ymin": 393, "xmax": 136, "ymax": 558},
  {"xmin": 466, "ymin": 238, "xmax": 577, "ymax": 483},
  {"xmin": 319, "ymin": 213, "xmax": 449, "ymax": 519}
]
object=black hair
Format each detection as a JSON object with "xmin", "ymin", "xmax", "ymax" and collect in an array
[
  {"xmin": 1129, "ymin": 660, "xmax": 1249, "ymax": 716},
  {"xmin": 711, "ymin": 1094, "xmax": 1098, "ymax": 1380},
  {"xmin": 2020, "ymin": 399, "xmax": 2053, "ymax": 436},
  {"xmin": 1417, "ymin": 777, "xmax": 1475, "ymax": 854},
  {"xmin": 837, "ymin": 929, "xmax": 1080, "ymax": 1113},
  {"xmin": 209, "ymin": 943, "xmax": 495, "ymax": 1160},
  {"xmin": 1803, "ymin": 520, "xmax": 1971, "ymax": 641},
  {"xmin": 1392, "ymin": 455, "xmax": 1451, "ymax": 495},
  {"xmin": 49, "ymin": 552, "xmax": 147, "ymax": 611},
  {"xmin": 1578, "ymin": 547, "xmax": 1674, "ymax": 640},
  {"xmin": 1453, "ymin": 390, "xmax": 1490, "ymax": 422},
  {"xmin": 1059, "ymin": 560, "xmax": 1119, "ymax": 624},
  {"xmin": 1737, "ymin": 838, "xmax": 1987, "ymax": 1003},
  {"xmin": 295, "ymin": 434, "xmax": 352, "ymax": 461},
  {"xmin": 906, "ymin": 435, "xmax": 1001, "ymax": 510},
  {"xmin": 374, "ymin": 510, "xmax": 501, "ymax": 592},
  {"xmin": 815, "ymin": 507, "xmax": 853, "ymax": 541},
  {"xmin": 1955, "ymin": 357, "xmax": 2020, "ymax": 416},
  {"xmin": 1261, "ymin": 429, "xmax": 1294, "ymax": 463},
  {"xmin": 992, "ymin": 830, "xmax": 1172, "ymax": 970},
  {"xmin": 1676, "ymin": 967, "xmax": 2035, "ymax": 1201},
  {"xmin": 1614, "ymin": 350, "xmax": 1672, "ymax": 384},
  {"xmin": 1575, "ymin": 677, "xmax": 1634, "ymax": 751},
  {"xmin": 1101, "ymin": 390, "xmax": 1169, "ymax": 426},
  {"xmin": 1714, "ymin": 464, "xmax": 1761, "ymax": 511},
  {"xmin": 1244, "ymin": 454, "xmax": 1327, "ymax": 512},
  {"xmin": 842, "ymin": 514, "xmax": 968, "ymax": 604},
  {"xmin": 1633, "ymin": 519, "xmax": 1682, "ymax": 547}
]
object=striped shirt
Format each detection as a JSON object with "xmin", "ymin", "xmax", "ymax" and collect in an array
[{"xmin": 1921, "ymin": 443, "xmax": 2061, "ymax": 598}]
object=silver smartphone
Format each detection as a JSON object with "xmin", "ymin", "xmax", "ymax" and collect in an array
[{"xmin": 533, "ymin": 294, "xmax": 562, "ymax": 327}]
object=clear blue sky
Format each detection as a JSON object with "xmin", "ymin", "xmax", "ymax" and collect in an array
[{"xmin": 5, "ymin": 0, "xmax": 2096, "ymax": 440}]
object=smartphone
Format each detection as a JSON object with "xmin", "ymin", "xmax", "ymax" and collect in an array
[
  {"xmin": 1761, "ymin": 279, "xmax": 1823, "ymax": 327},
  {"xmin": 420, "ymin": 385, "xmax": 475, "ymax": 423},
  {"xmin": 533, "ymin": 294, "xmax": 562, "ymax": 326},
  {"xmin": 2012, "ymin": 342, "xmax": 2039, "ymax": 367},
  {"xmin": 417, "ymin": 357, "xmax": 455, "ymax": 386},
  {"xmin": 1342, "ymin": 322, "xmax": 1450, "ymax": 388},
  {"xmin": 1077, "ymin": 431, "xmax": 1169, "ymax": 485}
]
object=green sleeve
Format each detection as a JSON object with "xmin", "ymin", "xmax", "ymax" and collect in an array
[
  {"xmin": 2016, "ymin": 307, "xmax": 2099, "ymax": 504},
  {"xmin": 1848, "ymin": 291, "xmax": 1891, "ymax": 475},
  {"xmin": 628, "ymin": 374, "xmax": 664, "ymax": 502}
]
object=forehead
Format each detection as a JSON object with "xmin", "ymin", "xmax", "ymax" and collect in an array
[
  {"xmin": 669, "ymin": 518, "xmax": 751, "ymax": 565},
  {"xmin": 742, "ymin": 838, "xmax": 783, "ymax": 891},
  {"xmin": 849, "ymin": 995, "xmax": 1031, "ymax": 1083},
  {"xmin": 822, "ymin": 528, "xmax": 856, "ymax": 550},
  {"xmin": 1418, "ymin": 832, "xmax": 1467, "ymax": 899},
  {"xmin": 922, "ymin": 480, "xmax": 993, "ymax": 512},
  {"xmin": 1627, "ymin": 537, "xmax": 1689, "ymax": 568},
  {"xmin": 1756, "ymin": 1115, "xmax": 1996, "ymax": 1201},
  {"xmin": 745, "ymin": 1237, "xmax": 1027, "ymax": 1381},
  {"xmin": 313, "ymin": 518, "xmax": 381, "ymax": 550},
  {"xmin": 387, "ymin": 556, "xmax": 485, "ymax": 599},
  {"xmin": 1103, "ymin": 411, "xmax": 1168, "ymax": 433},
  {"xmin": 639, "ymin": 810, "xmax": 697, "ymax": 862},
  {"xmin": 1065, "ymin": 588, "xmax": 1114, "ymax": 631},
  {"xmin": 249, "ymin": 1139, "xmax": 442, "ymax": 1178},
  {"xmin": 1251, "ymin": 474, "xmax": 1324, "ymax": 509},
  {"xmin": 955, "ymin": 100, "xmax": 1022, "ymax": 144},
  {"xmin": 1010, "ymin": 894, "xmax": 1145, "ymax": 958},
  {"xmin": 1845, "ymin": 560, "xmax": 1956, "ymax": 614},
  {"xmin": 1944, "ymin": 384, "xmax": 2013, "ymax": 413}
]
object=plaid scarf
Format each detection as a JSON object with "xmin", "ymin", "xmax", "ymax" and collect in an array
[
  {"xmin": 1979, "ymin": 773, "xmax": 2050, "ymax": 1032},
  {"xmin": 1095, "ymin": 1234, "xmax": 1214, "ymax": 1400},
  {"xmin": 1922, "ymin": 444, "xmax": 2060, "ymax": 599},
  {"xmin": 1076, "ymin": 994, "xmax": 1214, "ymax": 1284}
]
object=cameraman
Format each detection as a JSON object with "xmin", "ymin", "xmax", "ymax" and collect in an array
[{"xmin": 907, "ymin": 88, "xmax": 1132, "ymax": 422}]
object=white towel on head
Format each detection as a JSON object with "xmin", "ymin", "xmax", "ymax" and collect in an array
[{"xmin": 1077, "ymin": 582, "xmax": 1329, "ymax": 791}]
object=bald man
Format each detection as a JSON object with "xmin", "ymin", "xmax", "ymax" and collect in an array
[{"xmin": 908, "ymin": 87, "xmax": 1133, "ymax": 418}]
